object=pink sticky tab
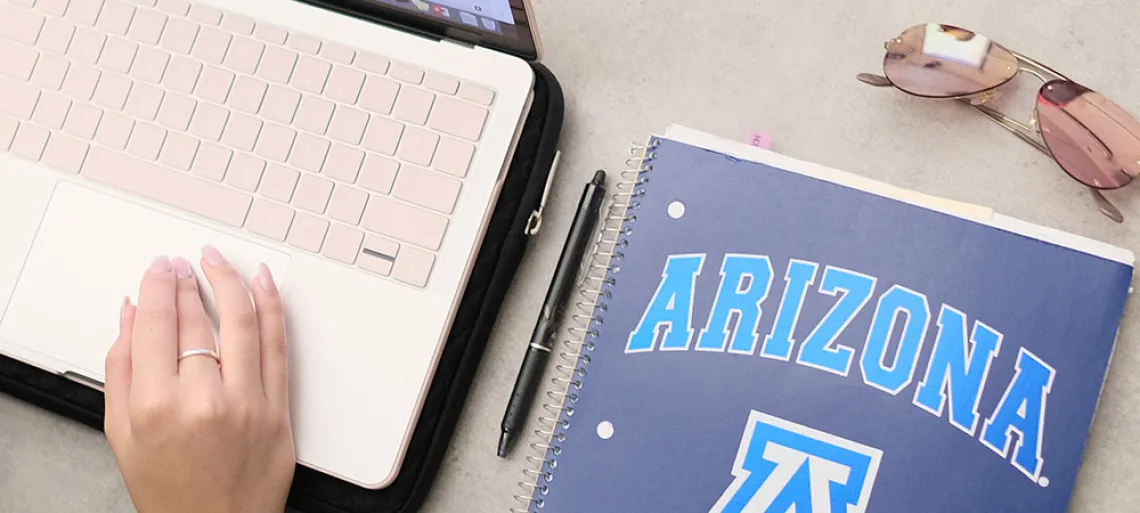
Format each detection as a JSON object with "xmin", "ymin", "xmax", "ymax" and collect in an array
[{"xmin": 746, "ymin": 130, "xmax": 773, "ymax": 149}]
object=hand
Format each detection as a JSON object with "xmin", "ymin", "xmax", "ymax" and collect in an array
[{"xmin": 104, "ymin": 246, "xmax": 295, "ymax": 513}]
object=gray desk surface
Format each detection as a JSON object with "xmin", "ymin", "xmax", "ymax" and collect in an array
[{"xmin": 3, "ymin": 1, "xmax": 1140, "ymax": 511}]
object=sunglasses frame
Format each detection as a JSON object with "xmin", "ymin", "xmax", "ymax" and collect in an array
[{"xmin": 858, "ymin": 32, "xmax": 1125, "ymax": 223}]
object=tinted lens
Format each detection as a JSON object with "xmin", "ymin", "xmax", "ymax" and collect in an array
[
  {"xmin": 1037, "ymin": 80, "xmax": 1140, "ymax": 189},
  {"xmin": 883, "ymin": 23, "xmax": 1018, "ymax": 98}
]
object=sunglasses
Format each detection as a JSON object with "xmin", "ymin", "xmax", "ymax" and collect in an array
[{"xmin": 858, "ymin": 23, "xmax": 1140, "ymax": 223}]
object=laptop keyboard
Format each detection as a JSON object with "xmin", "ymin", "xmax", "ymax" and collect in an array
[{"xmin": 0, "ymin": 0, "xmax": 498, "ymax": 288}]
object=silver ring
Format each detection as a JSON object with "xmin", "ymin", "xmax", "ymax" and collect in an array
[{"xmin": 178, "ymin": 348, "xmax": 221, "ymax": 365}]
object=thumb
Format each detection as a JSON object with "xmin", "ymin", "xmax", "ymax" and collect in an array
[{"xmin": 104, "ymin": 296, "xmax": 136, "ymax": 443}]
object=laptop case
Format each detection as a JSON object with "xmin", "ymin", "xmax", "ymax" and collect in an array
[{"xmin": 0, "ymin": 61, "xmax": 564, "ymax": 513}]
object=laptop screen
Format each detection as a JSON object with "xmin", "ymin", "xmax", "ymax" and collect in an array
[{"xmin": 365, "ymin": 0, "xmax": 538, "ymax": 59}]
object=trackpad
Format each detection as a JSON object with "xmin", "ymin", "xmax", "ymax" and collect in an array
[{"xmin": 0, "ymin": 182, "xmax": 291, "ymax": 384}]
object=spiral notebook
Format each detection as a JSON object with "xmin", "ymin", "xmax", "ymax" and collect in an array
[{"xmin": 511, "ymin": 126, "xmax": 1134, "ymax": 513}]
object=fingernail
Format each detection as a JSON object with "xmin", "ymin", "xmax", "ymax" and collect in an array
[
  {"xmin": 149, "ymin": 256, "xmax": 171, "ymax": 273},
  {"xmin": 257, "ymin": 263, "xmax": 278, "ymax": 293},
  {"xmin": 171, "ymin": 257, "xmax": 193, "ymax": 279},
  {"xmin": 119, "ymin": 296, "xmax": 129, "ymax": 321},
  {"xmin": 202, "ymin": 245, "xmax": 226, "ymax": 266}
]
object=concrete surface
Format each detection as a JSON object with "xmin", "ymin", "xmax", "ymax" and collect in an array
[{"xmin": 4, "ymin": 0, "xmax": 1140, "ymax": 512}]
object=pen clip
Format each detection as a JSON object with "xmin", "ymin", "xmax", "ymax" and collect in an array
[{"xmin": 526, "ymin": 150, "xmax": 561, "ymax": 236}]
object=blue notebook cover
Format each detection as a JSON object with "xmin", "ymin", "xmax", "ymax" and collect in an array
[{"xmin": 524, "ymin": 136, "xmax": 1133, "ymax": 513}]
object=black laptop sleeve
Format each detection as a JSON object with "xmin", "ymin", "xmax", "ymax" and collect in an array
[{"xmin": 0, "ymin": 61, "xmax": 564, "ymax": 513}]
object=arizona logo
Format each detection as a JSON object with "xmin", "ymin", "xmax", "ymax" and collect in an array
[{"xmin": 710, "ymin": 410, "xmax": 883, "ymax": 513}]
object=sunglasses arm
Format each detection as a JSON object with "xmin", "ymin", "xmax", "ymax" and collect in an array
[{"xmin": 971, "ymin": 103, "xmax": 1124, "ymax": 223}]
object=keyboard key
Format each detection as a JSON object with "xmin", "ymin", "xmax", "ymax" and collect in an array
[
  {"xmin": 190, "ymin": 141, "xmax": 230, "ymax": 180},
  {"xmin": 327, "ymin": 184, "xmax": 367, "ymax": 224},
  {"xmin": 131, "ymin": 46, "xmax": 170, "ymax": 83},
  {"xmin": 322, "ymin": 224, "xmax": 363, "ymax": 264},
  {"xmin": 188, "ymin": 4, "xmax": 221, "ymax": 25},
  {"xmin": 295, "ymin": 95, "xmax": 333, "ymax": 134},
  {"xmin": 356, "ymin": 52, "xmax": 388, "ymax": 74},
  {"xmin": 328, "ymin": 106, "xmax": 367, "ymax": 145},
  {"xmin": 0, "ymin": 39, "xmax": 39, "ymax": 81},
  {"xmin": 319, "ymin": 43, "xmax": 354, "ymax": 65},
  {"xmin": 220, "ymin": 13, "xmax": 254, "ymax": 36},
  {"xmin": 195, "ymin": 65, "xmax": 233, "ymax": 104},
  {"xmin": 12, "ymin": 123, "xmax": 50, "ymax": 160},
  {"xmin": 256, "ymin": 46, "xmax": 296, "ymax": 84},
  {"xmin": 65, "ymin": 0, "xmax": 103, "ymax": 26},
  {"xmin": 361, "ymin": 195, "xmax": 447, "ymax": 250},
  {"xmin": 96, "ymin": 0, "xmax": 135, "ymax": 35},
  {"xmin": 192, "ymin": 26, "xmax": 231, "ymax": 65},
  {"xmin": 424, "ymin": 73, "xmax": 459, "ymax": 95},
  {"xmin": 0, "ymin": 77, "xmax": 41, "ymax": 119},
  {"xmin": 188, "ymin": 101, "xmax": 227, "ymax": 140},
  {"xmin": 229, "ymin": 75, "xmax": 267, "ymax": 114},
  {"xmin": 287, "ymin": 212, "xmax": 328, "ymax": 252},
  {"xmin": 294, "ymin": 173, "xmax": 333, "ymax": 213},
  {"xmin": 358, "ymin": 235, "xmax": 398, "ymax": 276},
  {"xmin": 31, "ymin": 54, "xmax": 69, "ymax": 90},
  {"xmin": 246, "ymin": 198, "xmax": 294, "ymax": 241},
  {"xmin": 62, "ymin": 63, "xmax": 100, "ymax": 100},
  {"xmin": 322, "ymin": 144, "xmax": 363, "ymax": 182},
  {"xmin": 33, "ymin": 92, "xmax": 71, "ymax": 130},
  {"xmin": 163, "ymin": 55, "xmax": 202, "ymax": 93},
  {"xmin": 458, "ymin": 82, "xmax": 495, "ymax": 106},
  {"xmin": 125, "ymin": 82, "xmax": 164, "ymax": 120},
  {"xmin": 224, "ymin": 36, "xmax": 263, "ymax": 74},
  {"xmin": 429, "ymin": 95, "xmax": 487, "ymax": 141},
  {"xmin": 221, "ymin": 112, "xmax": 261, "ymax": 152},
  {"xmin": 262, "ymin": 85, "xmax": 300, "ymax": 124},
  {"xmin": 37, "ymin": 0, "xmax": 69, "ymax": 17},
  {"xmin": 38, "ymin": 17, "xmax": 75, "ymax": 54},
  {"xmin": 391, "ymin": 245, "xmax": 434, "ymax": 287},
  {"xmin": 389, "ymin": 63, "xmax": 423, "ymax": 84},
  {"xmin": 126, "ymin": 122, "xmax": 166, "ymax": 160},
  {"xmin": 159, "ymin": 17, "xmax": 197, "ymax": 54},
  {"xmin": 433, "ymin": 137, "xmax": 474, "ymax": 178},
  {"xmin": 127, "ymin": 8, "xmax": 165, "ymax": 46},
  {"xmin": 260, "ymin": 163, "xmax": 298, "ymax": 202},
  {"xmin": 393, "ymin": 165, "xmax": 461, "ymax": 214},
  {"xmin": 359, "ymin": 75, "xmax": 398, "ymax": 115},
  {"xmin": 156, "ymin": 0, "xmax": 189, "ymax": 16},
  {"xmin": 224, "ymin": 153, "xmax": 264, "ymax": 191},
  {"xmin": 254, "ymin": 122, "xmax": 295, "ymax": 162},
  {"xmin": 397, "ymin": 127, "xmax": 437, "ymax": 166},
  {"xmin": 92, "ymin": 72, "xmax": 132, "ymax": 110},
  {"xmin": 99, "ymin": 37, "xmax": 138, "ymax": 74},
  {"xmin": 62, "ymin": 102, "xmax": 102, "ymax": 139},
  {"xmin": 291, "ymin": 55, "xmax": 330, "ymax": 94},
  {"xmin": 362, "ymin": 117, "xmax": 402, "ymax": 155},
  {"xmin": 158, "ymin": 131, "xmax": 197, "ymax": 170},
  {"xmin": 289, "ymin": 132, "xmax": 328, "ymax": 173},
  {"xmin": 358, "ymin": 154, "xmax": 398, "ymax": 193},
  {"xmin": 285, "ymin": 33, "xmax": 320, "ymax": 55},
  {"xmin": 1, "ymin": 4, "xmax": 45, "ymax": 45},
  {"xmin": 42, "ymin": 132, "xmax": 89, "ymax": 173},
  {"xmin": 0, "ymin": 116, "xmax": 18, "ymax": 150},
  {"xmin": 82, "ymin": 145, "xmax": 252, "ymax": 227},
  {"xmin": 95, "ymin": 111, "xmax": 133, "ymax": 149},
  {"xmin": 393, "ymin": 87, "xmax": 434, "ymax": 125},
  {"xmin": 326, "ymin": 65, "xmax": 365, "ymax": 104},
  {"xmin": 157, "ymin": 92, "xmax": 196, "ymax": 130},
  {"xmin": 252, "ymin": 23, "xmax": 286, "ymax": 45}
]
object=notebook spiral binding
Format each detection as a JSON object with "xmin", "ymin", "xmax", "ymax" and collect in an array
[{"xmin": 510, "ymin": 139, "xmax": 660, "ymax": 512}]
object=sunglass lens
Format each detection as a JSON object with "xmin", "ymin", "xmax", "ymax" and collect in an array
[
  {"xmin": 1036, "ymin": 80, "xmax": 1140, "ymax": 189},
  {"xmin": 883, "ymin": 23, "xmax": 1018, "ymax": 98}
]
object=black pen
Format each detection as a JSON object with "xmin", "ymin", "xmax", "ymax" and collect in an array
[{"xmin": 498, "ymin": 170, "xmax": 607, "ymax": 457}]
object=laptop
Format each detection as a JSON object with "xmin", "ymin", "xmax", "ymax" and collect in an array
[{"xmin": 0, "ymin": 0, "xmax": 541, "ymax": 489}]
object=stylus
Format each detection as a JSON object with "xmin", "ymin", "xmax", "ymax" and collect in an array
[{"xmin": 498, "ymin": 170, "xmax": 607, "ymax": 458}]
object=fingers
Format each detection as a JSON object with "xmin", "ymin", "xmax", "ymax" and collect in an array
[
  {"xmin": 252, "ymin": 264, "xmax": 288, "ymax": 408},
  {"xmin": 199, "ymin": 246, "xmax": 262, "ymax": 395},
  {"xmin": 131, "ymin": 256, "xmax": 179, "ymax": 387},
  {"xmin": 104, "ymin": 296, "xmax": 136, "ymax": 442},
  {"xmin": 172, "ymin": 257, "xmax": 222, "ymax": 390}
]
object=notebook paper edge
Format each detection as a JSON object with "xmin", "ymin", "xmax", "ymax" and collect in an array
[{"xmin": 662, "ymin": 124, "xmax": 1135, "ymax": 267}]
